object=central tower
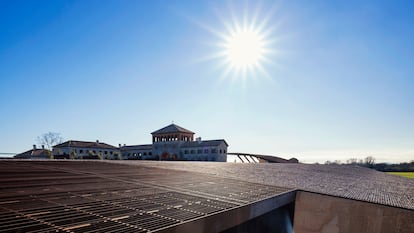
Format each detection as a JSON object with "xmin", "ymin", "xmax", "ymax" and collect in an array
[
  {"xmin": 151, "ymin": 124, "xmax": 194, "ymax": 143},
  {"xmin": 151, "ymin": 124, "xmax": 194, "ymax": 160}
]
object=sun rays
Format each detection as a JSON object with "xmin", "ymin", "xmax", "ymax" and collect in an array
[{"xmin": 195, "ymin": 2, "xmax": 280, "ymax": 84}]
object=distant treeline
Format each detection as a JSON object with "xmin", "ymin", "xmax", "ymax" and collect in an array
[
  {"xmin": 323, "ymin": 156, "xmax": 414, "ymax": 172},
  {"xmin": 362, "ymin": 162, "xmax": 414, "ymax": 172}
]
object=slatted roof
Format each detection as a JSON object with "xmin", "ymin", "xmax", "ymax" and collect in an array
[{"xmin": 0, "ymin": 161, "xmax": 293, "ymax": 233}]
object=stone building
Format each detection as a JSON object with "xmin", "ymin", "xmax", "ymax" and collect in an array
[
  {"xmin": 122, "ymin": 124, "xmax": 228, "ymax": 162},
  {"xmin": 119, "ymin": 144, "xmax": 153, "ymax": 160},
  {"xmin": 14, "ymin": 145, "xmax": 51, "ymax": 159},
  {"xmin": 52, "ymin": 140, "xmax": 120, "ymax": 159}
]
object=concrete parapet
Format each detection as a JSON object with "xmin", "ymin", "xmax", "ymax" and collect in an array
[{"xmin": 294, "ymin": 191, "xmax": 414, "ymax": 233}]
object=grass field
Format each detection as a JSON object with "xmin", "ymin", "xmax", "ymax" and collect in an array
[{"xmin": 387, "ymin": 172, "xmax": 414, "ymax": 179}]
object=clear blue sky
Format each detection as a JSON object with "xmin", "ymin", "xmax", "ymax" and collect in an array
[{"xmin": 1, "ymin": 0, "xmax": 413, "ymax": 163}]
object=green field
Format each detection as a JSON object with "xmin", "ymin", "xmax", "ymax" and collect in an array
[{"xmin": 387, "ymin": 172, "xmax": 414, "ymax": 179}]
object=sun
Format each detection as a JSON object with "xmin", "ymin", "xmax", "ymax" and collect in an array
[
  {"xmin": 190, "ymin": 2, "xmax": 278, "ymax": 81},
  {"xmin": 224, "ymin": 28, "xmax": 266, "ymax": 70},
  {"xmin": 212, "ymin": 5, "xmax": 275, "ymax": 80}
]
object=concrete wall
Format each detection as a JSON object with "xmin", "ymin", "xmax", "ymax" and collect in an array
[{"xmin": 294, "ymin": 191, "xmax": 414, "ymax": 233}]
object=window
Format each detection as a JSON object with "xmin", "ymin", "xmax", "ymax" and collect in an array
[
  {"xmin": 110, "ymin": 151, "xmax": 113, "ymax": 155},
  {"xmin": 184, "ymin": 150, "xmax": 189, "ymax": 154},
  {"xmin": 197, "ymin": 149, "xmax": 202, "ymax": 154},
  {"xmin": 104, "ymin": 151, "xmax": 108, "ymax": 155},
  {"xmin": 79, "ymin": 150, "xmax": 83, "ymax": 153},
  {"xmin": 223, "ymin": 150, "xmax": 226, "ymax": 153},
  {"xmin": 212, "ymin": 149, "xmax": 217, "ymax": 154},
  {"xmin": 190, "ymin": 149, "xmax": 195, "ymax": 154},
  {"xmin": 219, "ymin": 149, "xmax": 222, "ymax": 153},
  {"xmin": 144, "ymin": 152, "xmax": 147, "ymax": 155},
  {"xmin": 204, "ymin": 149, "xmax": 209, "ymax": 153},
  {"xmin": 149, "ymin": 152, "xmax": 152, "ymax": 155}
]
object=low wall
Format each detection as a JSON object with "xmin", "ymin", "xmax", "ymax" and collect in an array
[{"xmin": 293, "ymin": 191, "xmax": 414, "ymax": 233}]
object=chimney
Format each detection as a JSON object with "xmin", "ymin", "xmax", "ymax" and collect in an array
[
  {"xmin": 41, "ymin": 145, "xmax": 45, "ymax": 150},
  {"xmin": 96, "ymin": 140, "xmax": 99, "ymax": 143},
  {"xmin": 119, "ymin": 144, "xmax": 122, "ymax": 148},
  {"xmin": 33, "ymin": 145, "xmax": 37, "ymax": 150},
  {"xmin": 196, "ymin": 137, "xmax": 202, "ymax": 143},
  {"xmin": 124, "ymin": 144, "xmax": 126, "ymax": 146}
]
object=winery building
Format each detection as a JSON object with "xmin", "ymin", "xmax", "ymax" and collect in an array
[{"xmin": 121, "ymin": 124, "xmax": 228, "ymax": 162}]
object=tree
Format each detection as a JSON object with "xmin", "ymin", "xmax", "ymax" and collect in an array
[
  {"xmin": 37, "ymin": 132, "xmax": 63, "ymax": 150},
  {"xmin": 364, "ymin": 156, "xmax": 376, "ymax": 168},
  {"xmin": 69, "ymin": 149, "xmax": 77, "ymax": 160}
]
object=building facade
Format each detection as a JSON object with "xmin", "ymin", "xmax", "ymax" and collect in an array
[
  {"xmin": 53, "ymin": 140, "xmax": 120, "ymax": 159},
  {"xmin": 50, "ymin": 124, "xmax": 228, "ymax": 162},
  {"xmin": 149, "ymin": 124, "xmax": 228, "ymax": 162},
  {"xmin": 120, "ymin": 144, "xmax": 154, "ymax": 160}
]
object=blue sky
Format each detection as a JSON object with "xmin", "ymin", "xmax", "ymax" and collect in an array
[{"xmin": 1, "ymin": 0, "xmax": 413, "ymax": 163}]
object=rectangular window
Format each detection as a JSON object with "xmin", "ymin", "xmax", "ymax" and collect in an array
[
  {"xmin": 212, "ymin": 149, "xmax": 217, "ymax": 153},
  {"xmin": 190, "ymin": 149, "xmax": 195, "ymax": 154},
  {"xmin": 204, "ymin": 149, "xmax": 209, "ymax": 153},
  {"xmin": 184, "ymin": 150, "xmax": 188, "ymax": 154},
  {"xmin": 104, "ymin": 151, "xmax": 108, "ymax": 155},
  {"xmin": 197, "ymin": 149, "xmax": 202, "ymax": 154}
]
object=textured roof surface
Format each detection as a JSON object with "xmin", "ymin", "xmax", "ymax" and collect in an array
[
  {"xmin": 181, "ymin": 140, "xmax": 228, "ymax": 148},
  {"xmin": 119, "ymin": 161, "xmax": 414, "ymax": 210},
  {"xmin": 0, "ymin": 160, "xmax": 292, "ymax": 232},
  {"xmin": 151, "ymin": 124, "xmax": 194, "ymax": 135},
  {"xmin": 53, "ymin": 140, "xmax": 117, "ymax": 149},
  {"xmin": 14, "ymin": 149, "xmax": 50, "ymax": 158}
]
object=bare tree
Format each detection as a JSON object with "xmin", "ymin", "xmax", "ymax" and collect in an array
[
  {"xmin": 37, "ymin": 132, "xmax": 63, "ymax": 150},
  {"xmin": 364, "ymin": 156, "xmax": 376, "ymax": 167}
]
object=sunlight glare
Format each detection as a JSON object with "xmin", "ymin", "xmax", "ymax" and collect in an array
[{"xmin": 224, "ymin": 29, "xmax": 265, "ymax": 69}]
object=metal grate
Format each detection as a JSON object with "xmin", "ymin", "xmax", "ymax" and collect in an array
[{"xmin": 0, "ymin": 161, "xmax": 293, "ymax": 232}]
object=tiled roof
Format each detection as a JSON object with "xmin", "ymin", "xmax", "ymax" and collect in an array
[
  {"xmin": 53, "ymin": 140, "xmax": 117, "ymax": 149},
  {"xmin": 120, "ymin": 144, "xmax": 152, "ymax": 151},
  {"xmin": 180, "ymin": 139, "xmax": 228, "ymax": 148},
  {"xmin": 127, "ymin": 161, "xmax": 414, "ymax": 210},
  {"xmin": 14, "ymin": 149, "xmax": 50, "ymax": 158},
  {"xmin": 151, "ymin": 124, "xmax": 194, "ymax": 135}
]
